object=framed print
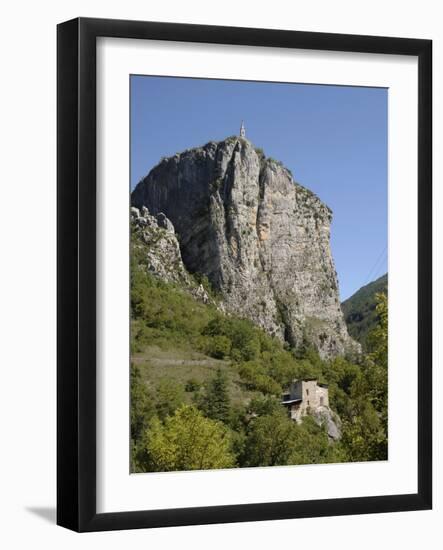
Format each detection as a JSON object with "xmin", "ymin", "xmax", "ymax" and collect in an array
[{"xmin": 57, "ymin": 17, "xmax": 432, "ymax": 532}]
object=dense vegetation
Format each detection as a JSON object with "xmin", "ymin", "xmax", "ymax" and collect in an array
[
  {"xmin": 341, "ymin": 273, "xmax": 388, "ymax": 350},
  {"xmin": 131, "ymin": 252, "xmax": 388, "ymax": 472}
]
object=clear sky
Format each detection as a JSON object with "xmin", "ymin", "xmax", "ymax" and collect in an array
[{"xmin": 131, "ymin": 75, "xmax": 387, "ymax": 301}]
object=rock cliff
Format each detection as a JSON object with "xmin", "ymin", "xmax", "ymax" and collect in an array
[
  {"xmin": 132, "ymin": 136, "xmax": 359, "ymax": 358},
  {"xmin": 131, "ymin": 206, "xmax": 214, "ymax": 306}
]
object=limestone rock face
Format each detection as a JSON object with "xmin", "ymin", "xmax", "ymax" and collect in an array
[
  {"xmin": 132, "ymin": 137, "xmax": 359, "ymax": 358},
  {"xmin": 131, "ymin": 206, "xmax": 189, "ymax": 285},
  {"xmin": 131, "ymin": 206, "xmax": 213, "ymax": 305}
]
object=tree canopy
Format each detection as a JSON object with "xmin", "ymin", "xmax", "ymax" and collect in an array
[
  {"xmin": 130, "ymin": 256, "xmax": 388, "ymax": 472},
  {"xmin": 139, "ymin": 405, "xmax": 235, "ymax": 471}
]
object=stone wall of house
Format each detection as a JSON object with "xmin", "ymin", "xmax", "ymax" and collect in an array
[
  {"xmin": 317, "ymin": 385, "xmax": 329, "ymax": 408},
  {"xmin": 286, "ymin": 379, "xmax": 339, "ymax": 439}
]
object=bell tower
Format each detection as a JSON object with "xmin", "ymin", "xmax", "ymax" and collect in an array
[{"xmin": 239, "ymin": 120, "xmax": 246, "ymax": 138}]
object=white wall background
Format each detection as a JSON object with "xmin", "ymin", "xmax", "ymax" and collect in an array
[{"xmin": 0, "ymin": 0, "xmax": 440, "ymax": 547}]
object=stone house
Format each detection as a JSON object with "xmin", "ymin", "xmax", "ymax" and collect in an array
[{"xmin": 281, "ymin": 379, "xmax": 329, "ymax": 423}]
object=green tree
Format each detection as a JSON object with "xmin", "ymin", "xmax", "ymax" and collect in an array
[
  {"xmin": 242, "ymin": 411, "xmax": 338, "ymax": 467},
  {"xmin": 242, "ymin": 410, "xmax": 297, "ymax": 467},
  {"xmin": 130, "ymin": 363, "xmax": 157, "ymax": 472},
  {"xmin": 203, "ymin": 316, "xmax": 261, "ymax": 361},
  {"xmin": 238, "ymin": 361, "xmax": 282, "ymax": 395},
  {"xmin": 364, "ymin": 292, "xmax": 388, "ymax": 436},
  {"xmin": 155, "ymin": 377, "xmax": 186, "ymax": 420},
  {"xmin": 289, "ymin": 416, "xmax": 337, "ymax": 465},
  {"xmin": 340, "ymin": 386, "xmax": 387, "ymax": 462},
  {"xmin": 203, "ymin": 368, "xmax": 231, "ymax": 423},
  {"xmin": 366, "ymin": 292, "xmax": 388, "ymax": 370},
  {"xmin": 248, "ymin": 395, "xmax": 282, "ymax": 417},
  {"xmin": 130, "ymin": 363, "xmax": 155, "ymax": 442},
  {"xmin": 140, "ymin": 405, "xmax": 235, "ymax": 471}
]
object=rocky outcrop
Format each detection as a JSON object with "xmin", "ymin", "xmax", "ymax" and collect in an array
[
  {"xmin": 132, "ymin": 136, "xmax": 359, "ymax": 358},
  {"xmin": 311, "ymin": 407, "xmax": 342, "ymax": 441},
  {"xmin": 131, "ymin": 206, "xmax": 213, "ymax": 306}
]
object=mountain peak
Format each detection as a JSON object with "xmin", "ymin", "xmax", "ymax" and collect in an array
[{"xmin": 132, "ymin": 141, "xmax": 359, "ymax": 358}]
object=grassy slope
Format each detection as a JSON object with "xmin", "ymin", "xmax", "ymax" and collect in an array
[
  {"xmin": 341, "ymin": 273, "xmax": 388, "ymax": 349},
  {"xmin": 132, "ymin": 344, "xmax": 256, "ymax": 406}
]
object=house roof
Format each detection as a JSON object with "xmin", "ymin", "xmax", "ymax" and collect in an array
[{"xmin": 281, "ymin": 398, "xmax": 302, "ymax": 405}]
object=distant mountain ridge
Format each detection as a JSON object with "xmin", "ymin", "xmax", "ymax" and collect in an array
[{"xmin": 341, "ymin": 273, "xmax": 388, "ymax": 349}]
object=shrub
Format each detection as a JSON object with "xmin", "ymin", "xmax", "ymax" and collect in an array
[
  {"xmin": 184, "ymin": 378, "xmax": 201, "ymax": 392},
  {"xmin": 205, "ymin": 335, "xmax": 232, "ymax": 359}
]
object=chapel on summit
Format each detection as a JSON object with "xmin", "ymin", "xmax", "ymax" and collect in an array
[{"xmin": 239, "ymin": 120, "xmax": 246, "ymax": 138}]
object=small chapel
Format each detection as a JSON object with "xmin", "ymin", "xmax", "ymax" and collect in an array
[{"xmin": 239, "ymin": 120, "xmax": 246, "ymax": 138}]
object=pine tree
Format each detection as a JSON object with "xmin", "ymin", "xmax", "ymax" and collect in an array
[{"xmin": 204, "ymin": 368, "xmax": 230, "ymax": 423}]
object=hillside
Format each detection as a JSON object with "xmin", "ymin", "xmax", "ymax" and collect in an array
[
  {"xmin": 341, "ymin": 274, "xmax": 388, "ymax": 349},
  {"xmin": 130, "ymin": 189, "xmax": 388, "ymax": 472},
  {"xmin": 130, "ymin": 208, "xmax": 311, "ymax": 405}
]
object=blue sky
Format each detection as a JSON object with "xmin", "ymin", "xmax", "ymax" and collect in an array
[{"xmin": 131, "ymin": 76, "xmax": 387, "ymax": 301}]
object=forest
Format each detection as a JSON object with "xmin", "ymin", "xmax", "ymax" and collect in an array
[{"xmin": 130, "ymin": 248, "xmax": 388, "ymax": 473}]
